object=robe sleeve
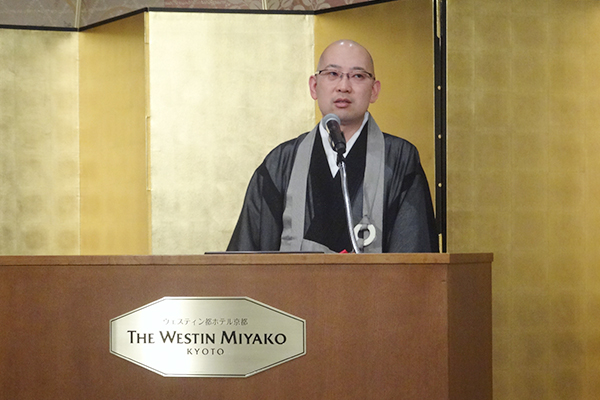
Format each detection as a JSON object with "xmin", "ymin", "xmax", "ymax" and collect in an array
[
  {"xmin": 226, "ymin": 136, "xmax": 302, "ymax": 251},
  {"xmin": 383, "ymin": 136, "xmax": 439, "ymax": 253}
]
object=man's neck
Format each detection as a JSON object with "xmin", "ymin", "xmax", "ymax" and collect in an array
[
  {"xmin": 340, "ymin": 113, "xmax": 370, "ymax": 141},
  {"xmin": 341, "ymin": 124, "xmax": 361, "ymax": 141}
]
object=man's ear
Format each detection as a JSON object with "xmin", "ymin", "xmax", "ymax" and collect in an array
[
  {"xmin": 309, "ymin": 75, "xmax": 318, "ymax": 100},
  {"xmin": 370, "ymin": 80, "xmax": 381, "ymax": 103}
]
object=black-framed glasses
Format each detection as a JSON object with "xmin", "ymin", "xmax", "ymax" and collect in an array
[{"xmin": 315, "ymin": 69, "xmax": 375, "ymax": 83}]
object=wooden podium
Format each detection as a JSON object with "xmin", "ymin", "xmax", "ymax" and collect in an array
[{"xmin": 0, "ymin": 253, "xmax": 492, "ymax": 400}]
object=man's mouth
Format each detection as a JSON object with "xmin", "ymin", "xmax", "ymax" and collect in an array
[{"xmin": 334, "ymin": 98, "xmax": 351, "ymax": 108}]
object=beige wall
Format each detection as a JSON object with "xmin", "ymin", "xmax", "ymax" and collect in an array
[
  {"xmin": 0, "ymin": 29, "xmax": 80, "ymax": 255},
  {"xmin": 447, "ymin": 0, "xmax": 600, "ymax": 398}
]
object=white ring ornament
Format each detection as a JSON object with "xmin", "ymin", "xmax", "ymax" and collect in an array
[{"xmin": 354, "ymin": 223, "xmax": 376, "ymax": 247}]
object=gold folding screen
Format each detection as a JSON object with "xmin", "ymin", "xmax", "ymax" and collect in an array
[
  {"xmin": 79, "ymin": 13, "xmax": 149, "ymax": 255},
  {"xmin": 147, "ymin": 3, "xmax": 435, "ymax": 254},
  {"xmin": 4, "ymin": 0, "xmax": 600, "ymax": 398},
  {"xmin": 314, "ymin": 0, "xmax": 435, "ymax": 196},
  {"xmin": 1, "ymin": 3, "xmax": 436, "ymax": 255},
  {"xmin": 147, "ymin": 12, "xmax": 315, "ymax": 254},
  {"xmin": 0, "ymin": 29, "xmax": 79, "ymax": 255}
]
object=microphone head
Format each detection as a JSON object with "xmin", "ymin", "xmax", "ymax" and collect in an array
[
  {"xmin": 322, "ymin": 113, "xmax": 341, "ymax": 130},
  {"xmin": 322, "ymin": 113, "xmax": 346, "ymax": 155}
]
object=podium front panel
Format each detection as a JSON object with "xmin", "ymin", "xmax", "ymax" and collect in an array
[{"xmin": 0, "ymin": 253, "xmax": 492, "ymax": 400}]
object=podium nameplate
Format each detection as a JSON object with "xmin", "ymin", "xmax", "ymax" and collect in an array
[{"xmin": 110, "ymin": 297, "xmax": 306, "ymax": 377}]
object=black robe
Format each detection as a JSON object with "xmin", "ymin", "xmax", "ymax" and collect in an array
[{"xmin": 227, "ymin": 122, "xmax": 438, "ymax": 253}]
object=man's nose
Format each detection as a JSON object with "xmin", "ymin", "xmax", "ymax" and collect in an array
[{"xmin": 336, "ymin": 74, "xmax": 352, "ymax": 92}]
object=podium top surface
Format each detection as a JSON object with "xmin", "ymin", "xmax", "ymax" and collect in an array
[{"xmin": 0, "ymin": 252, "xmax": 492, "ymax": 266}]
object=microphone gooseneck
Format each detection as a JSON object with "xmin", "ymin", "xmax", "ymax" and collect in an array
[
  {"xmin": 339, "ymin": 162, "xmax": 361, "ymax": 253},
  {"xmin": 321, "ymin": 114, "xmax": 361, "ymax": 253}
]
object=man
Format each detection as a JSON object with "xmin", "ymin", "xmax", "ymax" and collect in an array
[{"xmin": 227, "ymin": 40, "xmax": 438, "ymax": 253}]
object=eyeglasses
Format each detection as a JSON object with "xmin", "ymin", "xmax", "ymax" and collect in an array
[{"xmin": 315, "ymin": 69, "xmax": 375, "ymax": 83}]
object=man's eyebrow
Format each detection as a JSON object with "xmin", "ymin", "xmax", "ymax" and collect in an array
[{"xmin": 322, "ymin": 64, "xmax": 369, "ymax": 72}]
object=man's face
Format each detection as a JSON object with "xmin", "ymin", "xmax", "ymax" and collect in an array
[{"xmin": 309, "ymin": 42, "xmax": 381, "ymax": 134}]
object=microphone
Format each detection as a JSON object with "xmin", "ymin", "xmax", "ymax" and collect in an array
[
  {"xmin": 321, "ymin": 114, "xmax": 360, "ymax": 253},
  {"xmin": 322, "ymin": 114, "xmax": 346, "ymax": 155}
]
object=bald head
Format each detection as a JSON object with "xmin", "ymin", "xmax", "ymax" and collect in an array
[
  {"xmin": 317, "ymin": 40, "xmax": 375, "ymax": 77},
  {"xmin": 309, "ymin": 39, "xmax": 380, "ymax": 139}
]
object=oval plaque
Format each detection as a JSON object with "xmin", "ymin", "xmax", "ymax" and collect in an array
[{"xmin": 110, "ymin": 297, "xmax": 306, "ymax": 377}]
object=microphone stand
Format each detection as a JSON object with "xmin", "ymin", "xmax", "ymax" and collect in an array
[{"xmin": 336, "ymin": 152, "xmax": 361, "ymax": 254}]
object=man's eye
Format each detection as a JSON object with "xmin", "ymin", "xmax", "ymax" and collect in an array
[
  {"xmin": 328, "ymin": 71, "xmax": 341, "ymax": 78},
  {"xmin": 352, "ymin": 73, "xmax": 366, "ymax": 81}
]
